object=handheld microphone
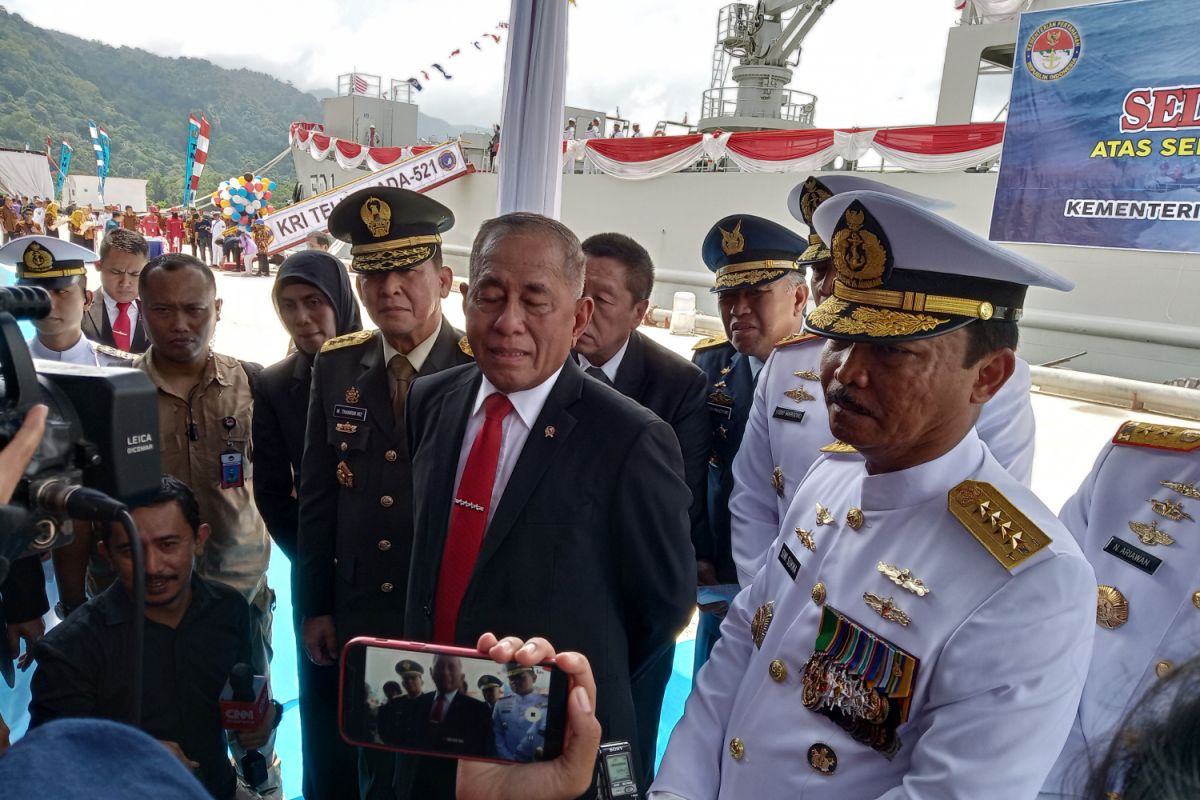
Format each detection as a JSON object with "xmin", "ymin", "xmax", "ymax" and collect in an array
[
  {"xmin": 33, "ymin": 481, "xmax": 128, "ymax": 521},
  {"xmin": 220, "ymin": 662, "xmax": 270, "ymax": 788}
]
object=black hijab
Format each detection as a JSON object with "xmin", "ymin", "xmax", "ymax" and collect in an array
[{"xmin": 272, "ymin": 250, "xmax": 363, "ymax": 351}]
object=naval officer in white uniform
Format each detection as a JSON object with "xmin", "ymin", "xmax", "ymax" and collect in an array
[
  {"xmin": 651, "ymin": 190, "xmax": 1095, "ymax": 800},
  {"xmin": 0, "ymin": 235, "xmax": 135, "ymax": 367},
  {"xmin": 1041, "ymin": 419, "xmax": 1200, "ymax": 797},
  {"xmin": 730, "ymin": 175, "xmax": 1039, "ymax": 586}
]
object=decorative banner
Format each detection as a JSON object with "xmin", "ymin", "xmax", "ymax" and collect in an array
[
  {"xmin": 261, "ymin": 140, "xmax": 472, "ymax": 254},
  {"xmin": 88, "ymin": 121, "xmax": 110, "ymax": 203},
  {"xmin": 54, "ymin": 141, "xmax": 72, "ymax": 199},
  {"xmin": 991, "ymin": 0, "xmax": 1200, "ymax": 253},
  {"xmin": 190, "ymin": 116, "xmax": 210, "ymax": 207},
  {"xmin": 182, "ymin": 114, "xmax": 201, "ymax": 208}
]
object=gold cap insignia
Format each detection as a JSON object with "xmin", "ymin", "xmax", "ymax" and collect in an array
[
  {"xmin": 831, "ymin": 204, "xmax": 889, "ymax": 290},
  {"xmin": 719, "ymin": 220, "xmax": 745, "ymax": 256},
  {"xmin": 800, "ymin": 178, "xmax": 833, "ymax": 225},
  {"xmin": 22, "ymin": 242, "xmax": 54, "ymax": 273},
  {"xmin": 1096, "ymin": 584, "xmax": 1128, "ymax": 630},
  {"xmin": 361, "ymin": 196, "xmax": 392, "ymax": 238}
]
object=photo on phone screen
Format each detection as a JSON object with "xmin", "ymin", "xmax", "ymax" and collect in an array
[{"xmin": 340, "ymin": 638, "xmax": 567, "ymax": 763}]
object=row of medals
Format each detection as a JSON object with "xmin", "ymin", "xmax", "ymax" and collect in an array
[{"xmin": 1098, "ymin": 479, "xmax": 1199, "ymax": 630}]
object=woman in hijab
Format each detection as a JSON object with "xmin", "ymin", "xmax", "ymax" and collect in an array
[{"xmin": 251, "ymin": 249, "xmax": 362, "ymax": 797}]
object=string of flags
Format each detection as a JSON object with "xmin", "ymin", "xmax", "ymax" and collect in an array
[{"xmin": 399, "ymin": 12, "xmax": 590, "ymax": 94}]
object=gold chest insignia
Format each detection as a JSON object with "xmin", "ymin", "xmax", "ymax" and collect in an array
[
  {"xmin": 820, "ymin": 440, "xmax": 858, "ymax": 454},
  {"xmin": 719, "ymin": 219, "xmax": 745, "ymax": 256},
  {"xmin": 1096, "ymin": 585, "xmax": 1129, "ymax": 630},
  {"xmin": 771, "ymin": 467, "xmax": 785, "ymax": 497},
  {"xmin": 719, "ymin": 365, "xmax": 732, "ymax": 376},
  {"xmin": 458, "ymin": 336, "xmax": 474, "ymax": 357},
  {"xmin": 1128, "ymin": 519, "xmax": 1175, "ymax": 546},
  {"xmin": 863, "ymin": 592, "xmax": 911, "ymax": 626},
  {"xmin": 795, "ymin": 527, "xmax": 816, "ymax": 552},
  {"xmin": 846, "ymin": 507, "xmax": 865, "ymax": 530},
  {"xmin": 750, "ymin": 601, "xmax": 774, "ymax": 648},
  {"xmin": 1161, "ymin": 480, "xmax": 1200, "ymax": 500},
  {"xmin": 345, "ymin": 386, "xmax": 361, "ymax": 404},
  {"xmin": 361, "ymin": 196, "xmax": 392, "ymax": 237},
  {"xmin": 1147, "ymin": 497, "xmax": 1193, "ymax": 522},
  {"xmin": 831, "ymin": 207, "xmax": 888, "ymax": 289},
  {"xmin": 815, "ymin": 503, "xmax": 834, "ymax": 526},
  {"xmin": 948, "ymin": 481, "xmax": 1051, "ymax": 570},
  {"xmin": 785, "ymin": 387, "xmax": 816, "ymax": 403},
  {"xmin": 877, "ymin": 562, "xmax": 929, "ymax": 597},
  {"xmin": 708, "ymin": 387, "xmax": 733, "ymax": 406},
  {"xmin": 336, "ymin": 460, "xmax": 354, "ymax": 488},
  {"xmin": 794, "ymin": 370, "xmax": 820, "ymax": 381},
  {"xmin": 335, "ymin": 422, "xmax": 358, "ymax": 434}
]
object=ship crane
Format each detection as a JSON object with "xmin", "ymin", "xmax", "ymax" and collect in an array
[{"xmin": 699, "ymin": 0, "xmax": 835, "ymax": 132}]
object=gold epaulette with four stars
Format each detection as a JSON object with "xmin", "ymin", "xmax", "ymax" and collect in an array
[
  {"xmin": 92, "ymin": 343, "xmax": 137, "ymax": 361},
  {"xmin": 947, "ymin": 480, "xmax": 1051, "ymax": 571},
  {"xmin": 691, "ymin": 334, "xmax": 729, "ymax": 351},
  {"xmin": 458, "ymin": 336, "xmax": 474, "ymax": 357},
  {"xmin": 320, "ymin": 330, "xmax": 375, "ymax": 353},
  {"xmin": 819, "ymin": 440, "xmax": 857, "ymax": 454},
  {"xmin": 775, "ymin": 331, "xmax": 820, "ymax": 348},
  {"xmin": 1111, "ymin": 420, "xmax": 1200, "ymax": 452}
]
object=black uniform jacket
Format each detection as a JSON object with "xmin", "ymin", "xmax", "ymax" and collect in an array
[
  {"xmin": 296, "ymin": 320, "xmax": 472, "ymax": 641},
  {"xmin": 400, "ymin": 359, "xmax": 695, "ymax": 790}
]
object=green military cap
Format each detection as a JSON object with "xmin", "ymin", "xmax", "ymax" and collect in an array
[
  {"xmin": 394, "ymin": 659, "xmax": 425, "ymax": 677},
  {"xmin": 0, "ymin": 235, "xmax": 95, "ymax": 289},
  {"xmin": 327, "ymin": 186, "xmax": 454, "ymax": 274}
]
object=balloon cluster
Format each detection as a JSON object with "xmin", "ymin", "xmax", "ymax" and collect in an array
[{"xmin": 212, "ymin": 173, "xmax": 276, "ymax": 233}]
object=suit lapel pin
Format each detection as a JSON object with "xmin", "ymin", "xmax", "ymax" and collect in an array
[{"xmin": 544, "ymin": 425, "xmax": 556, "ymax": 439}]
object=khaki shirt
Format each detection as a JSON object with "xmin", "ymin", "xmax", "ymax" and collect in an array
[{"xmin": 136, "ymin": 348, "xmax": 270, "ymax": 601}]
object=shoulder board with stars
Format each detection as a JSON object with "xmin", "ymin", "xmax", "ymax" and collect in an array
[
  {"xmin": 320, "ymin": 330, "xmax": 375, "ymax": 353},
  {"xmin": 775, "ymin": 331, "xmax": 821, "ymax": 348},
  {"xmin": 819, "ymin": 440, "xmax": 857, "ymax": 454},
  {"xmin": 691, "ymin": 334, "xmax": 728, "ymax": 351},
  {"xmin": 458, "ymin": 336, "xmax": 474, "ymax": 357},
  {"xmin": 1111, "ymin": 420, "xmax": 1200, "ymax": 452},
  {"xmin": 92, "ymin": 343, "xmax": 137, "ymax": 361},
  {"xmin": 947, "ymin": 480, "xmax": 1051, "ymax": 571}
]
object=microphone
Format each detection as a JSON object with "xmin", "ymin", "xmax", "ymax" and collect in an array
[
  {"xmin": 33, "ymin": 481, "xmax": 127, "ymax": 521},
  {"xmin": 220, "ymin": 662, "xmax": 270, "ymax": 788}
]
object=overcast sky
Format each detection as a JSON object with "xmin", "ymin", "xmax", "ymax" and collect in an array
[{"xmin": 8, "ymin": 1, "xmax": 993, "ymax": 130}]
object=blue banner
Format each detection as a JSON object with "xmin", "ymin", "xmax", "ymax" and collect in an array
[
  {"xmin": 54, "ymin": 142, "xmax": 72, "ymax": 199},
  {"xmin": 991, "ymin": 0, "xmax": 1200, "ymax": 254},
  {"xmin": 183, "ymin": 115, "xmax": 200, "ymax": 208}
]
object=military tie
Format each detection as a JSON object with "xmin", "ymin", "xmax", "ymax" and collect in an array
[
  {"xmin": 388, "ymin": 354, "xmax": 415, "ymax": 422},
  {"xmin": 433, "ymin": 392, "xmax": 513, "ymax": 643},
  {"xmin": 584, "ymin": 365, "xmax": 612, "ymax": 386}
]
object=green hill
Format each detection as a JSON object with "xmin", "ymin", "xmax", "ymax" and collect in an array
[{"xmin": 0, "ymin": 7, "xmax": 320, "ymax": 203}]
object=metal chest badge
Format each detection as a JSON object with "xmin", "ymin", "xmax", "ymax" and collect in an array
[
  {"xmin": 345, "ymin": 386, "xmax": 361, "ymax": 404},
  {"xmin": 750, "ymin": 601, "xmax": 774, "ymax": 649},
  {"xmin": 337, "ymin": 460, "xmax": 354, "ymax": 488}
]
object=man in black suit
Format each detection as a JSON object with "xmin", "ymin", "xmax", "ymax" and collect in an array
[
  {"xmin": 253, "ymin": 250, "xmax": 362, "ymax": 798},
  {"xmin": 574, "ymin": 232, "xmax": 707, "ymax": 787},
  {"xmin": 296, "ymin": 187, "xmax": 472, "ymax": 799},
  {"xmin": 81, "ymin": 228, "xmax": 150, "ymax": 353},
  {"xmin": 400, "ymin": 213, "xmax": 694, "ymax": 799},
  {"xmin": 393, "ymin": 656, "xmax": 493, "ymax": 757}
]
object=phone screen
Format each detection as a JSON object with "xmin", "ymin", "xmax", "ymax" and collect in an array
[{"xmin": 340, "ymin": 638, "xmax": 568, "ymax": 764}]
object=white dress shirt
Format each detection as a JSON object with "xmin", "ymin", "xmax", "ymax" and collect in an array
[
  {"xmin": 576, "ymin": 335, "xmax": 629, "ymax": 384},
  {"xmin": 103, "ymin": 292, "xmax": 140, "ymax": 343},
  {"xmin": 453, "ymin": 366, "xmax": 564, "ymax": 527},
  {"xmin": 29, "ymin": 334, "xmax": 102, "ymax": 365}
]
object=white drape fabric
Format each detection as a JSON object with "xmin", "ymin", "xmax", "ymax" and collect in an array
[{"xmin": 496, "ymin": 0, "xmax": 569, "ymax": 217}]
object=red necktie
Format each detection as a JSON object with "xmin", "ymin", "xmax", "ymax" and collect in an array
[
  {"xmin": 433, "ymin": 392, "xmax": 513, "ymax": 643},
  {"xmin": 431, "ymin": 695, "xmax": 446, "ymax": 723},
  {"xmin": 112, "ymin": 302, "xmax": 132, "ymax": 352}
]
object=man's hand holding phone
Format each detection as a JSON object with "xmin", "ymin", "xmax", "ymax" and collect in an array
[{"xmin": 456, "ymin": 633, "xmax": 602, "ymax": 800}]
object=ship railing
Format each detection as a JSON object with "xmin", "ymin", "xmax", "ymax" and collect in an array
[{"xmin": 701, "ymin": 86, "xmax": 818, "ymax": 126}]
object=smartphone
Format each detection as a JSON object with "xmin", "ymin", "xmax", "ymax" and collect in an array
[{"xmin": 339, "ymin": 637, "xmax": 569, "ymax": 764}]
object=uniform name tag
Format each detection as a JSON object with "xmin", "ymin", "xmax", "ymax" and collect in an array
[
  {"xmin": 334, "ymin": 404, "xmax": 368, "ymax": 422},
  {"xmin": 1103, "ymin": 536, "xmax": 1163, "ymax": 575},
  {"xmin": 707, "ymin": 402, "xmax": 733, "ymax": 418},
  {"xmin": 778, "ymin": 543, "xmax": 801, "ymax": 581},
  {"xmin": 773, "ymin": 407, "xmax": 806, "ymax": 423}
]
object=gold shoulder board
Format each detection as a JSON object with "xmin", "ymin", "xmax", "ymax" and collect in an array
[
  {"xmin": 819, "ymin": 440, "xmax": 857, "ymax": 454},
  {"xmin": 692, "ymin": 335, "xmax": 729, "ymax": 351},
  {"xmin": 320, "ymin": 330, "xmax": 375, "ymax": 353},
  {"xmin": 458, "ymin": 336, "xmax": 474, "ymax": 357},
  {"xmin": 775, "ymin": 331, "xmax": 820, "ymax": 348},
  {"xmin": 1111, "ymin": 420, "xmax": 1200, "ymax": 452},
  {"xmin": 948, "ymin": 480, "xmax": 1051, "ymax": 571},
  {"xmin": 93, "ymin": 343, "xmax": 136, "ymax": 360}
]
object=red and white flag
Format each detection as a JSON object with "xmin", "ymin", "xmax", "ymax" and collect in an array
[
  {"xmin": 352, "ymin": 73, "xmax": 369, "ymax": 95},
  {"xmin": 191, "ymin": 116, "xmax": 210, "ymax": 198}
]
